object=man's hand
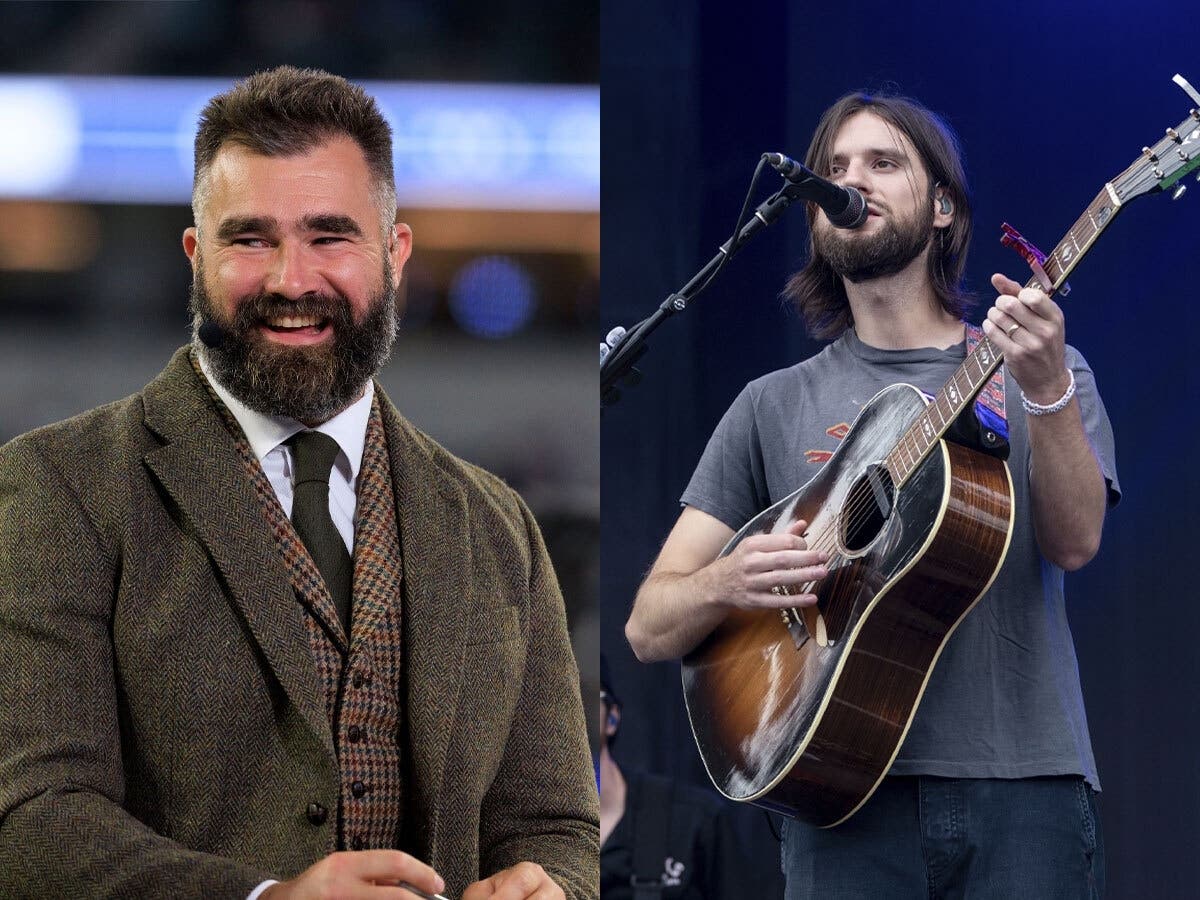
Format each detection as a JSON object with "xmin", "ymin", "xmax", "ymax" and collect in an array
[
  {"xmin": 261, "ymin": 851, "xmax": 446, "ymax": 900},
  {"xmin": 628, "ymin": 509, "xmax": 830, "ymax": 662},
  {"xmin": 983, "ymin": 272, "xmax": 1070, "ymax": 404},
  {"xmin": 461, "ymin": 861, "xmax": 563, "ymax": 900},
  {"xmin": 706, "ymin": 518, "xmax": 828, "ymax": 611}
]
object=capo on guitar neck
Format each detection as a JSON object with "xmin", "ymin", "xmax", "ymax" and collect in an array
[{"xmin": 1000, "ymin": 222, "xmax": 1071, "ymax": 297}]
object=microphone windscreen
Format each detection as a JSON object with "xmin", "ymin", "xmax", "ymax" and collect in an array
[
  {"xmin": 198, "ymin": 320, "xmax": 226, "ymax": 349},
  {"xmin": 829, "ymin": 186, "xmax": 868, "ymax": 229}
]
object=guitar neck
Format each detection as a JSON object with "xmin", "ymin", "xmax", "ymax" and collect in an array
[{"xmin": 885, "ymin": 184, "xmax": 1126, "ymax": 489}]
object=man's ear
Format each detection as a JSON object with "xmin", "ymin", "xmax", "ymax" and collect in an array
[
  {"xmin": 389, "ymin": 222, "xmax": 413, "ymax": 289},
  {"xmin": 182, "ymin": 227, "xmax": 199, "ymax": 274}
]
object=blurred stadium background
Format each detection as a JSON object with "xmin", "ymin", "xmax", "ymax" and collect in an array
[{"xmin": 0, "ymin": 0, "xmax": 599, "ymax": 741}]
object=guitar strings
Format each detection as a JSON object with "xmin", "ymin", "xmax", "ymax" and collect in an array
[
  {"xmin": 800, "ymin": 326, "xmax": 1007, "ymax": 566},
  {"xmin": 773, "ymin": 363, "xmax": 998, "ymax": 625},
  {"xmin": 772, "ymin": 431, "xmax": 919, "ymax": 612},
  {"xmin": 784, "ymin": 405, "xmax": 948, "ymax": 575},
  {"xmin": 786, "ymin": 390, "xmax": 988, "ymax": 612}
]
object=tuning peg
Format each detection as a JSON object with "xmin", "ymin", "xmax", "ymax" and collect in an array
[{"xmin": 1173, "ymin": 184, "xmax": 1187, "ymax": 200}]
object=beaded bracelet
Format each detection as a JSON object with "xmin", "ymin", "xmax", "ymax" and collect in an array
[{"xmin": 1020, "ymin": 369, "xmax": 1076, "ymax": 416}]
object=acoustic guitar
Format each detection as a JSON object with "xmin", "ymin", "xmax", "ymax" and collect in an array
[{"xmin": 682, "ymin": 76, "xmax": 1200, "ymax": 827}]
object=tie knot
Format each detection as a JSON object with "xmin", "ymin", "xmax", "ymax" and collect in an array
[{"xmin": 288, "ymin": 431, "xmax": 342, "ymax": 486}]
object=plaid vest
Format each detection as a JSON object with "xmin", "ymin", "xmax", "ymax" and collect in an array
[{"xmin": 198, "ymin": 361, "xmax": 405, "ymax": 853}]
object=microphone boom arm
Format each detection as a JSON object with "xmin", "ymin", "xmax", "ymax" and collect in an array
[{"xmin": 600, "ymin": 181, "xmax": 808, "ymax": 407}]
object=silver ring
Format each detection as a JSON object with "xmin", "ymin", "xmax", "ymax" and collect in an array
[{"xmin": 1006, "ymin": 322, "xmax": 1021, "ymax": 338}]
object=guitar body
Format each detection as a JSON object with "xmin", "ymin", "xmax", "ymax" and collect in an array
[{"xmin": 681, "ymin": 383, "xmax": 1015, "ymax": 827}]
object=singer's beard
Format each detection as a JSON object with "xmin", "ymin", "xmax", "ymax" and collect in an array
[
  {"xmin": 189, "ymin": 263, "xmax": 398, "ymax": 424},
  {"xmin": 814, "ymin": 199, "xmax": 934, "ymax": 284}
]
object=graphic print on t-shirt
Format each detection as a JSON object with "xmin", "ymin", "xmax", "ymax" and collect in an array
[{"xmin": 805, "ymin": 421, "xmax": 852, "ymax": 464}]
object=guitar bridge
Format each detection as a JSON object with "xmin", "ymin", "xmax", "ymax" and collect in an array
[{"xmin": 781, "ymin": 607, "xmax": 809, "ymax": 650}]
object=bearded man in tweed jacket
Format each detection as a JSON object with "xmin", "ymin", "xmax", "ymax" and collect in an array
[{"xmin": 0, "ymin": 67, "xmax": 598, "ymax": 900}]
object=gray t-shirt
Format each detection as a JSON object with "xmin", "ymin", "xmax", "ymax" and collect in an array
[{"xmin": 681, "ymin": 327, "xmax": 1120, "ymax": 789}]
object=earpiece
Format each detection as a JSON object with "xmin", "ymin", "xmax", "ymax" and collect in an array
[{"xmin": 933, "ymin": 182, "xmax": 953, "ymax": 216}]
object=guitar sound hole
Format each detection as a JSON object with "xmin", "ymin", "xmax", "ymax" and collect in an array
[{"xmin": 842, "ymin": 463, "xmax": 894, "ymax": 552}]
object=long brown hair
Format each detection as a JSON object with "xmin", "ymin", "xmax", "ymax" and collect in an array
[{"xmin": 782, "ymin": 92, "xmax": 973, "ymax": 339}]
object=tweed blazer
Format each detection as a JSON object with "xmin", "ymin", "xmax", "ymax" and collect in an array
[{"xmin": 0, "ymin": 349, "xmax": 599, "ymax": 899}]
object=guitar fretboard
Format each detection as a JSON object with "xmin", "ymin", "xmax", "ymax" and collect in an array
[{"xmin": 883, "ymin": 185, "xmax": 1124, "ymax": 489}]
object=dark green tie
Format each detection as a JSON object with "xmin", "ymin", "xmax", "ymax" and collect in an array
[{"xmin": 288, "ymin": 431, "xmax": 353, "ymax": 632}]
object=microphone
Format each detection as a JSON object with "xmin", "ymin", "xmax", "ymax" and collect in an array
[
  {"xmin": 764, "ymin": 152, "xmax": 868, "ymax": 229},
  {"xmin": 197, "ymin": 319, "xmax": 227, "ymax": 349}
]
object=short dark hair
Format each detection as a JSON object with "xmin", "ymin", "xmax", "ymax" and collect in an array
[
  {"xmin": 192, "ymin": 65, "xmax": 395, "ymax": 230},
  {"xmin": 782, "ymin": 91, "xmax": 974, "ymax": 339}
]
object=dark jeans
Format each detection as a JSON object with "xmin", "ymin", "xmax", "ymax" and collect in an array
[{"xmin": 781, "ymin": 775, "xmax": 1104, "ymax": 899}]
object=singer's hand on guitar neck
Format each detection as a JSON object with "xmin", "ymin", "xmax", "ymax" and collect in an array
[
  {"xmin": 627, "ymin": 509, "xmax": 828, "ymax": 663},
  {"xmin": 983, "ymin": 273, "xmax": 1069, "ymax": 404}
]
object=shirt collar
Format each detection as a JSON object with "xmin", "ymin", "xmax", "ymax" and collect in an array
[{"xmin": 197, "ymin": 351, "xmax": 373, "ymax": 482}]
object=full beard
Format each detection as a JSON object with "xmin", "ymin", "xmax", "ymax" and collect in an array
[
  {"xmin": 189, "ymin": 264, "xmax": 398, "ymax": 424},
  {"xmin": 814, "ymin": 199, "xmax": 934, "ymax": 284}
]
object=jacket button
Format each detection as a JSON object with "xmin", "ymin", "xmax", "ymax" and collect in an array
[
  {"xmin": 351, "ymin": 780, "xmax": 368, "ymax": 798},
  {"xmin": 351, "ymin": 834, "xmax": 366, "ymax": 851},
  {"xmin": 305, "ymin": 802, "xmax": 328, "ymax": 825},
  {"xmin": 347, "ymin": 725, "xmax": 363, "ymax": 743},
  {"xmin": 352, "ymin": 671, "xmax": 365, "ymax": 688}
]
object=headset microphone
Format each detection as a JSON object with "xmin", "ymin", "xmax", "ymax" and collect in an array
[{"xmin": 197, "ymin": 319, "xmax": 227, "ymax": 349}]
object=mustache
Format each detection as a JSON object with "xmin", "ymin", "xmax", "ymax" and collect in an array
[{"xmin": 227, "ymin": 291, "xmax": 356, "ymax": 330}]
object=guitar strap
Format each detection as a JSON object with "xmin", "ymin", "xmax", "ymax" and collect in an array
[
  {"xmin": 964, "ymin": 322, "xmax": 1008, "ymax": 439},
  {"xmin": 939, "ymin": 322, "xmax": 1009, "ymax": 459}
]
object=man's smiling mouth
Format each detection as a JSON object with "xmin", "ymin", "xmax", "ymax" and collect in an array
[{"xmin": 262, "ymin": 315, "xmax": 329, "ymax": 334}]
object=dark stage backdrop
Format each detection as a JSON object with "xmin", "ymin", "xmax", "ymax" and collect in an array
[{"xmin": 601, "ymin": 2, "xmax": 1200, "ymax": 897}]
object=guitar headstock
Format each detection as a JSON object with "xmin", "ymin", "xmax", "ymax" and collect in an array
[{"xmin": 1111, "ymin": 74, "xmax": 1200, "ymax": 203}]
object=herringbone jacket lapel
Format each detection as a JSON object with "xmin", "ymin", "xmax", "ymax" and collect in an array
[{"xmin": 140, "ymin": 349, "xmax": 334, "ymax": 762}]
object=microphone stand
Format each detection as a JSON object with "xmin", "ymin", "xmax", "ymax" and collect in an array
[{"xmin": 601, "ymin": 180, "xmax": 809, "ymax": 407}]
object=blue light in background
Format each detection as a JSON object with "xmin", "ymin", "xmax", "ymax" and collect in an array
[
  {"xmin": 447, "ymin": 255, "xmax": 537, "ymax": 338},
  {"xmin": 0, "ymin": 75, "xmax": 598, "ymax": 212}
]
